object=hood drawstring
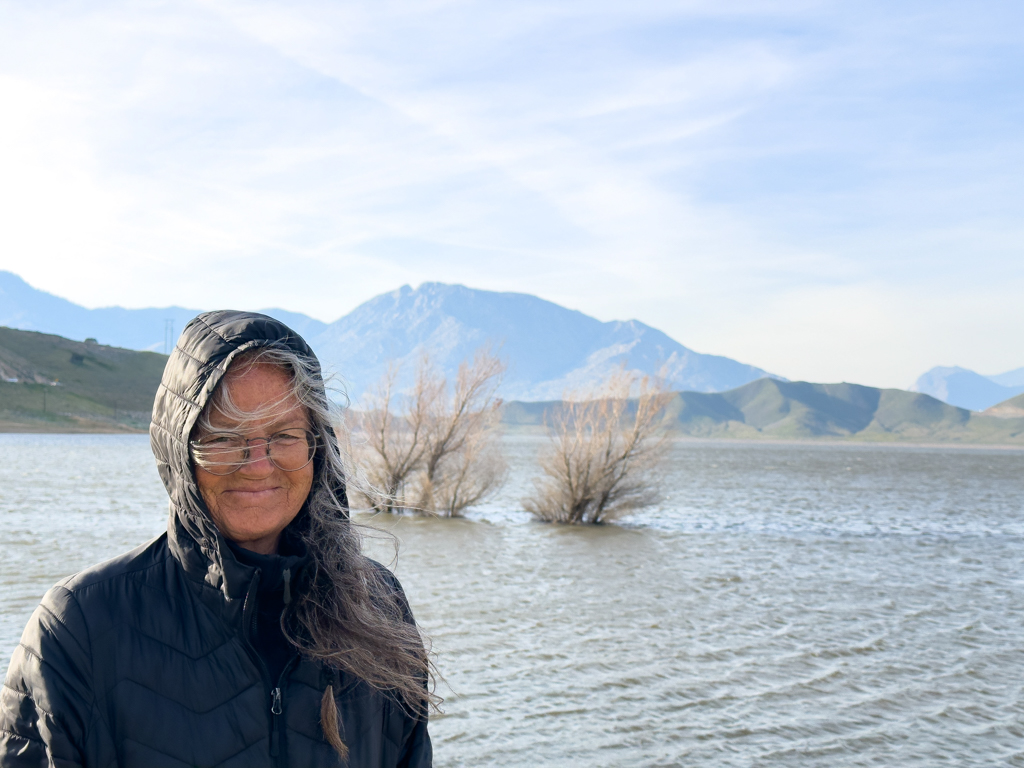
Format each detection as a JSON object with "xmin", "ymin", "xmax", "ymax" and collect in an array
[{"xmin": 283, "ymin": 568, "xmax": 292, "ymax": 606}]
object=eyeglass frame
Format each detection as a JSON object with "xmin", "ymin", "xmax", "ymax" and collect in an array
[{"xmin": 189, "ymin": 428, "xmax": 318, "ymax": 476}]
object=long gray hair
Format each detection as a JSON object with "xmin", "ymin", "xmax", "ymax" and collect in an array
[{"xmin": 194, "ymin": 344, "xmax": 438, "ymax": 752}]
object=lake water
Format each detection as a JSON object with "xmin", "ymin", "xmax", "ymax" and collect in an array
[{"xmin": 1, "ymin": 434, "xmax": 1022, "ymax": 766}]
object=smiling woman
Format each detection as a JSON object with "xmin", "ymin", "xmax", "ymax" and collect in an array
[
  {"xmin": 191, "ymin": 359, "xmax": 316, "ymax": 554},
  {"xmin": 0, "ymin": 311, "xmax": 434, "ymax": 767}
]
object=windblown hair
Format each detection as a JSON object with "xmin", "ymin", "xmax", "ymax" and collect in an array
[{"xmin": 194, "ymin": 345, "xmax": 437, "ymax": 756}]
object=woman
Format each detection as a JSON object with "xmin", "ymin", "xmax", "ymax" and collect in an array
[{"xmin": 0, "ymin": 311, "xmax": 433, "ymax": 767}]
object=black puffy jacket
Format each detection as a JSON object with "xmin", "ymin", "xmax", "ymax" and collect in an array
[{"xmin": 0, "ymin": 311, "xmax": 432, "ymax": 767}]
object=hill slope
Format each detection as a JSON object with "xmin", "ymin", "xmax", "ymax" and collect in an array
[
  {"xmin": 983, "ymin": 392, "xmax": 1024, "ymax": 419},
  {"xmin": 310, "ymin": 283, "xmax": 777, "ymax": 401},
  {"xmin": 503, "ymin": 379, "xmax": 1024, "ymax": 445},
  {"xmin": 0, "ymin": 328, "xmax": 166, "ymax": 432}
]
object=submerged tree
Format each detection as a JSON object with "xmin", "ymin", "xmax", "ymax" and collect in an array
[
  {"xmin": 351, "ymin": 361, "xmax": 437, "ymax": 514},
  {"xmin": 352, "ymin": 348, "xmax": 506, "ymax": 517},
  {"xmin": 524, "ymin": 370, "xmax": 674, "ymax": 524}
]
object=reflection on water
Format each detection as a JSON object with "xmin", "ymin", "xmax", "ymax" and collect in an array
[{"xmin": 2, "ymin": 434, "xmax": 1022, "ymax": 766}]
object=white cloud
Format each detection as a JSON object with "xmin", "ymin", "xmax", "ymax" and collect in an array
[{"xmin": 0, "ymin": 0, "xmax": 1020, "ymax": 383}]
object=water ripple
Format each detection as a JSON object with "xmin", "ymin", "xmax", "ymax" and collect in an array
[{"xmin": 1, "ymin": 435, "xmax": 1022, "ymax": 766}]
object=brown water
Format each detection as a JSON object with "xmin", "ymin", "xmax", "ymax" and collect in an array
[{"xmin": 2, "ymin": 434, "xmax": 1022, "ymax": 766}]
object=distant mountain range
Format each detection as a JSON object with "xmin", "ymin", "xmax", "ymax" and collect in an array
[
  {"xmin": 0, "ymin": 271, "xmax": 330, "ymax": 352},
  {"xmin": 7, "ymin": 269, "xmax": 1020, "ymax": 411},
  {"xmin": 911, "ymin": 366, "xmax": 1024, "ymax": 411},
  {"xmin": 3, "ymin": 323, "xmax": 1022, "ymax": 444},
  {"xmin": 505, "ymin": 378, "xmax": 1024, "ymax": 444},
  {"xmin": 309, "ymin": 283, "xmax": 777, "ymax": 401},
  {"xmin": 0, "ymin": 271, "xmax": 777, "ymax": 401},
  {"xmin": 0, "ymin": 271, "xmax": 202, "ymax": 353}
]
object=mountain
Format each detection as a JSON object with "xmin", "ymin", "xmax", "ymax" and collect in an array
[
  {"xmin": 309, "ymin": 283, "xmax": 777, "ymax": 402},
  {"xmin": 503, "ymin": 378, "xmax": 1024, "ymax": 444},
  {"xmin": 5, "ymin": 320, "xmax": 1020, "ymax": 444},
  {"xmin": 988, "ymin": 367, "xmax": 1024, "ymax": 388},
  {"xmin": 910, "ymin": 366, "xmax": 1024, "ymax": 411},
  {"xmin": 0, "ymin": 271, "xmax": 201, "ymax": 352},
  {"xmin": 0, "ymin": 271, "xmax": 325, "ymax": 352},
  {"xmin": 1, "ymin": 271, "xmax": 775, "ymax": 401},
  {"xmin": 257, "ymin": 308, "xmax": 329, "ymax": 340},
  {"xmin": 0, "ymin": 327, "xmax": 167, "ymax": 431}
]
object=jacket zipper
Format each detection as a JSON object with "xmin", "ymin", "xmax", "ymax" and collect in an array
[
  {"xmin": 242, "ymin": 571, "xmax": 283, "ymax": 762},
  {"xmin": 269, "ymin": 655, "xmax": 300, "ymax": 762},
  {"xmin": 242, "ymin": 568, "xmax": 301, "ymax": 767}
]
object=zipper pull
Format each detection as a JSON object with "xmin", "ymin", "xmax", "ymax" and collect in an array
[
  {"xmin": 271, "ymin": 687, "xmax": 282, "ymax": 715},
  {"xmin": 283, "ymin": 568, "xmax": 292, "ymax": 605},
  {"xmin": 270, "ymin": 686, "xmax": 283, "ymax": 757}
]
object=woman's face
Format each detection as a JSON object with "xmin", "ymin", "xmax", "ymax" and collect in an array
[{"xmin": 194, "ymin": 363, "xmax": 314, "ymax": 554}]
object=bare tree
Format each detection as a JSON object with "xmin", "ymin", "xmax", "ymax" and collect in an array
[
  {"xmin": 350, "ymin": 359, "xmax": 441, "ymax": 513},
  {"xmin": 351, "ymin": 348, "xmax": 507, "ymax": 517},
  {"xmin": 524, "ymin": 369, "xmax": 674, "ymax": 524},
  {"xmin": 420, "ymin": 423, "xmax": 506, "ymax": 517}
]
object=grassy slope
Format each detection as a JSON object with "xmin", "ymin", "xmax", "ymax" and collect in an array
[
  {"xmin": 0, "ymin": 327, "xmax": 166, "ymax": 432},
  {"xmin": 501, "ymin": 378, "xmax": 1024, "ymax": 445},
  {"xmin": 3, "ymin": 325, "xmax": 1019, "ymax": 444},
  {"xmin": 983, "ymin": 392, "xmax": 1024, "ymax": 418}
]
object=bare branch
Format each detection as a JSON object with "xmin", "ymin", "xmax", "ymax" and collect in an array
[
  {"xmin": 524, "ymin": 368, "xmax": 673, "ymax": 524},
  {"xmin": 351, "ymin": 347, "xmax": 507, "ymax": 517}
]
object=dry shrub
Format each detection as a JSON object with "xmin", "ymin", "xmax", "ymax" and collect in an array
[
  {"xmin": 524, "ymin": 370, "xmax": 673, "ymax": 524},
  {"xmin": 352, "ymin": 348, "xmax": 506, "ymax": 517}
]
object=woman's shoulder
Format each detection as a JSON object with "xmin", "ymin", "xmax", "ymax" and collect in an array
[
  {"xmin": 10, "ymin": 534, "xmax": 177, "ymax": 692},
  {"xmin": 365, "ymin": 556, "xmax": 400, "ymax": 583},
  {"xmin": 364, "ymin": 558, "xmax": 416, "ymax": 624},
  {"xmin": 45, "ymin": 533, "xmax": 173, "ymax": 616},
  {"xmin": 29, "ymin": 531, "xmax": 216, "ymax": 668}
]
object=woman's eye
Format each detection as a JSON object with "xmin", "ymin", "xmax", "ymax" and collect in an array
[{"xmin": 203, "ymin": 435, "xmax": 243, "ymax": 448}]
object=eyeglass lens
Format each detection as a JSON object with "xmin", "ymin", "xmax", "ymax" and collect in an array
[{"xmin": 192, "ymin": 431, "xmax": 315, "ymax": 475}]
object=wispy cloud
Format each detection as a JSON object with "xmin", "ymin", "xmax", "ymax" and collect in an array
[{"xmin": 0, "ymin": 0, "xmax": 1020, "ymax": 386}]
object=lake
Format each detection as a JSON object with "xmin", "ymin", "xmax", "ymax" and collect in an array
[{"xmin": 1, "ymin": 434, "xmax": 1022, "ymax": 766}]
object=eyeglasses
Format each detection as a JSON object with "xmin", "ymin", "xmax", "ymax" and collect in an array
[{"xmin": 190, "ymin": 429, "xmax": 317, "ymax": 475}]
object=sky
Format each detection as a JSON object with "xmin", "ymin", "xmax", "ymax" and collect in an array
[{"xmin": 0, "ymin": 0, "xmax": 1021, "ymax": 388}]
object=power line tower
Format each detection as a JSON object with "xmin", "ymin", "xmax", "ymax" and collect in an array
[{"xmin": 164, "ymin": 319, "xmax": 174, "ymax": 356}]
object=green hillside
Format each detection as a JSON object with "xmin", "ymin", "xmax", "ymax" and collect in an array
[
  {"xmin": 503, "ymin": 378, "xmax": 1024, "ymax": 445},
  {"xmin": 983, "ymin": 392, "xmax": 1024, "ymax": 419},
  {"xmin": 3, "ymin": 325, "xmax": 1021, "ymax": 445},
  {"xmin": 0, "ymin": 327, "xmax": 167, "ymax": 432}
]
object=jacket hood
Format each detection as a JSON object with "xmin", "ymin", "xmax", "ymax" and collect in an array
[{"xmin": 149, "ymin": 310, "xmax": 324, "ymax": 599}]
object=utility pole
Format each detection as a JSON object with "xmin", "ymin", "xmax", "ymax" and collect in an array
[
  {"xmin": 42, "ymin": 387, "xmax": 46, "ymax": 413},
  {"xmin": 164, "ymin": 319, "xmax": 174, "ymax": 356}
]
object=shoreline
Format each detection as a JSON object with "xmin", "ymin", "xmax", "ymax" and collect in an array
[
  {"xmin": 661, "ymin": 435, "xmax": 1024, "ymax": 451},
  {"xmin": 1, "ymin": 425, "xmax": 1020, "ymax": 450},
  {"xmin": 500, "ymin": 424, "xmax": 1024, "ymax": 450},
  {"xmin": 0, "ymin": 421, "xmax": 147, "ymax": 435}
]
